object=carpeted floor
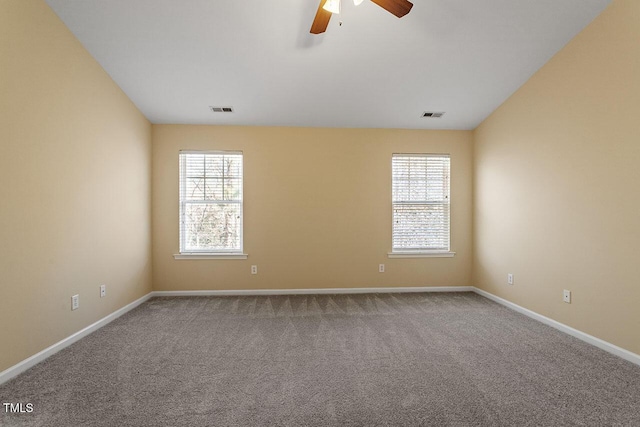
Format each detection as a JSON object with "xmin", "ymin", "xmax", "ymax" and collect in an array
[{"xmin": 1, "ymin": 292, "xmax": 640, "ymax": 426}]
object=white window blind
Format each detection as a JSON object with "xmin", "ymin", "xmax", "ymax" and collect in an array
[
  {"xmin": 179, "ymin": 151, "xmax": 243, "ymax": 253},
  {"xmin": 392, "ymin": 154, "xmax": 450, "ymax": 252}
]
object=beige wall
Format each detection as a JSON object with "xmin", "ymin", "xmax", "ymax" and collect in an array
[
  {"xmin": 0, "ymin": 1, "xmax": 152, "ymax": 372},
  {"xmin": 153, "ymin": 126, "xmax": 472, "ymax": 291},
  {"xmin": 473, "ymin": 0, "xmax": 640, "ymax": 354}
]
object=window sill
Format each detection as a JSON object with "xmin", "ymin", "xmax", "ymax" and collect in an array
[
  {"xmin": 174, "ymin": 253, "xmax": 248, "ymax": 260},
  {"xmin": 387, "ymin": 251, "xmax": 456, "ymax": 258}
]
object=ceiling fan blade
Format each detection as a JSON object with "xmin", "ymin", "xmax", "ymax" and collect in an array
[
  {"xmin": 310, "ymin": 0, "xmax": 332, "ymax": 34},
  {"xmin": 370, "ymin": 0, "xmax": 413, "ymax": 18}
]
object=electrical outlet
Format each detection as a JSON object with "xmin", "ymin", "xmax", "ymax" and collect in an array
[
  {"xmin": 251, "ymin": 265, "xmax": 258, "ymax": 275},
  {"xmin": 507, "ymin": 273, "xmax": 514, "ymax": 285},
  {"xmin": 379, "ymin": 264, "xmax": 385, "ymax": 273},
  {"xmin": 100, "ymin": 284, "xmax": 106, "ymax": 298},
  {"xmin": 563, "ymin": 289, "xmax": 571, "ymax": 304},
  {"xmin": 71, "ymin": 294, "xmax": 79, "ymax": 311}
]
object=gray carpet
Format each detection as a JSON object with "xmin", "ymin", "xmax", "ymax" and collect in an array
[{"xmin": 1, "ymin": 292, "xmax": 640, "ymax": 426}]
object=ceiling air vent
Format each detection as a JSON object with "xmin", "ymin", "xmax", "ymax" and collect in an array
[
  {"xmin": 209, "ymin": 106, "xmax": 234, "ymax": 113},
  {"xmin": 422, "ymin": 111, "xmax": 445, "ymax": 118}
]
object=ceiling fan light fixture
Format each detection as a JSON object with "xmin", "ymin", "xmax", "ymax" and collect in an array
[
  {"xmin": 353, "ymin": 0, "xmax": 364, "ymax": 5},
  {"xmin": 323, "ymin": 0, "xmax": 341, "ymax": 14}
]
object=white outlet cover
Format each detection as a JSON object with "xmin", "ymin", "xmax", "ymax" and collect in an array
[
  {"xmin": 563, "ymin": 290, "xmax": 571, "ymax": 303},
  {"xmin": 507, "ymin": 273, "xmax": 514, "ymax": 285},
  {"xmin": 251, "ymin": 265, "xmax": 257, "ymax": 275},
  {"xmin": 379, "ymin": 264, "xmax": 385, "ymax": 273},
  {"xmin": 71, "ymin": 295, "xmax": 79, "ymax": 310}
]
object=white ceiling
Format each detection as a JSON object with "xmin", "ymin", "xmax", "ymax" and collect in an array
[{"xmin": 45, "ymin": 0, "xmax": 611, "ymax": 130}]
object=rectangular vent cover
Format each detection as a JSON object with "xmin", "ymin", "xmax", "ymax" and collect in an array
[
  {"xmin": 210, "ymin": 106, "xmax": 234, "ymax": 113},
  {"xmin": 422, "ymin": 112, "xmax": 445, "ymax": 118}
]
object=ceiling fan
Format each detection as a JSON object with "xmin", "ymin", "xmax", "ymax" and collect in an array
[{"xmin": 310, "ymin": 0, "xmax": 413, "ymax": 34}]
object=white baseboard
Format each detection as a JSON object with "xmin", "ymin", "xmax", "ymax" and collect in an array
[
  {"xmin": 472, "ymin": 287, "xmax": 640, "ymax": 367},
  {"xmin": 0, "ymin": 293, "xmax": 153, "ymax": 386},
  {"xmin": 151, "ymin": 286, "xmax": 475, "ymax": 297}
]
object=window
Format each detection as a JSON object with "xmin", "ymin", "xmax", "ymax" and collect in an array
[
  {"xmin": 391, "ymin": 154, "xmax": 451, "ymax": 254},
  {"xmin": 179, "ymin": 151, "xmax": 243, "ymax": 254}
]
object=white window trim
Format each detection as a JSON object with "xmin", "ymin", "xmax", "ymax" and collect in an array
[
  {"xmin": 178, "ymin": 150, "xmax": 246, "ymax": 257},
  {"xmin": 173, "ymin": 253, "xmax": 248, "ymax": 260},
  {"xmin": 387, "ymin": 251, "xmax": 455, "ymax": 258},
  {"xmin": 391, "ymin": 153, "xmax": 451, "ymax": 254}
]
